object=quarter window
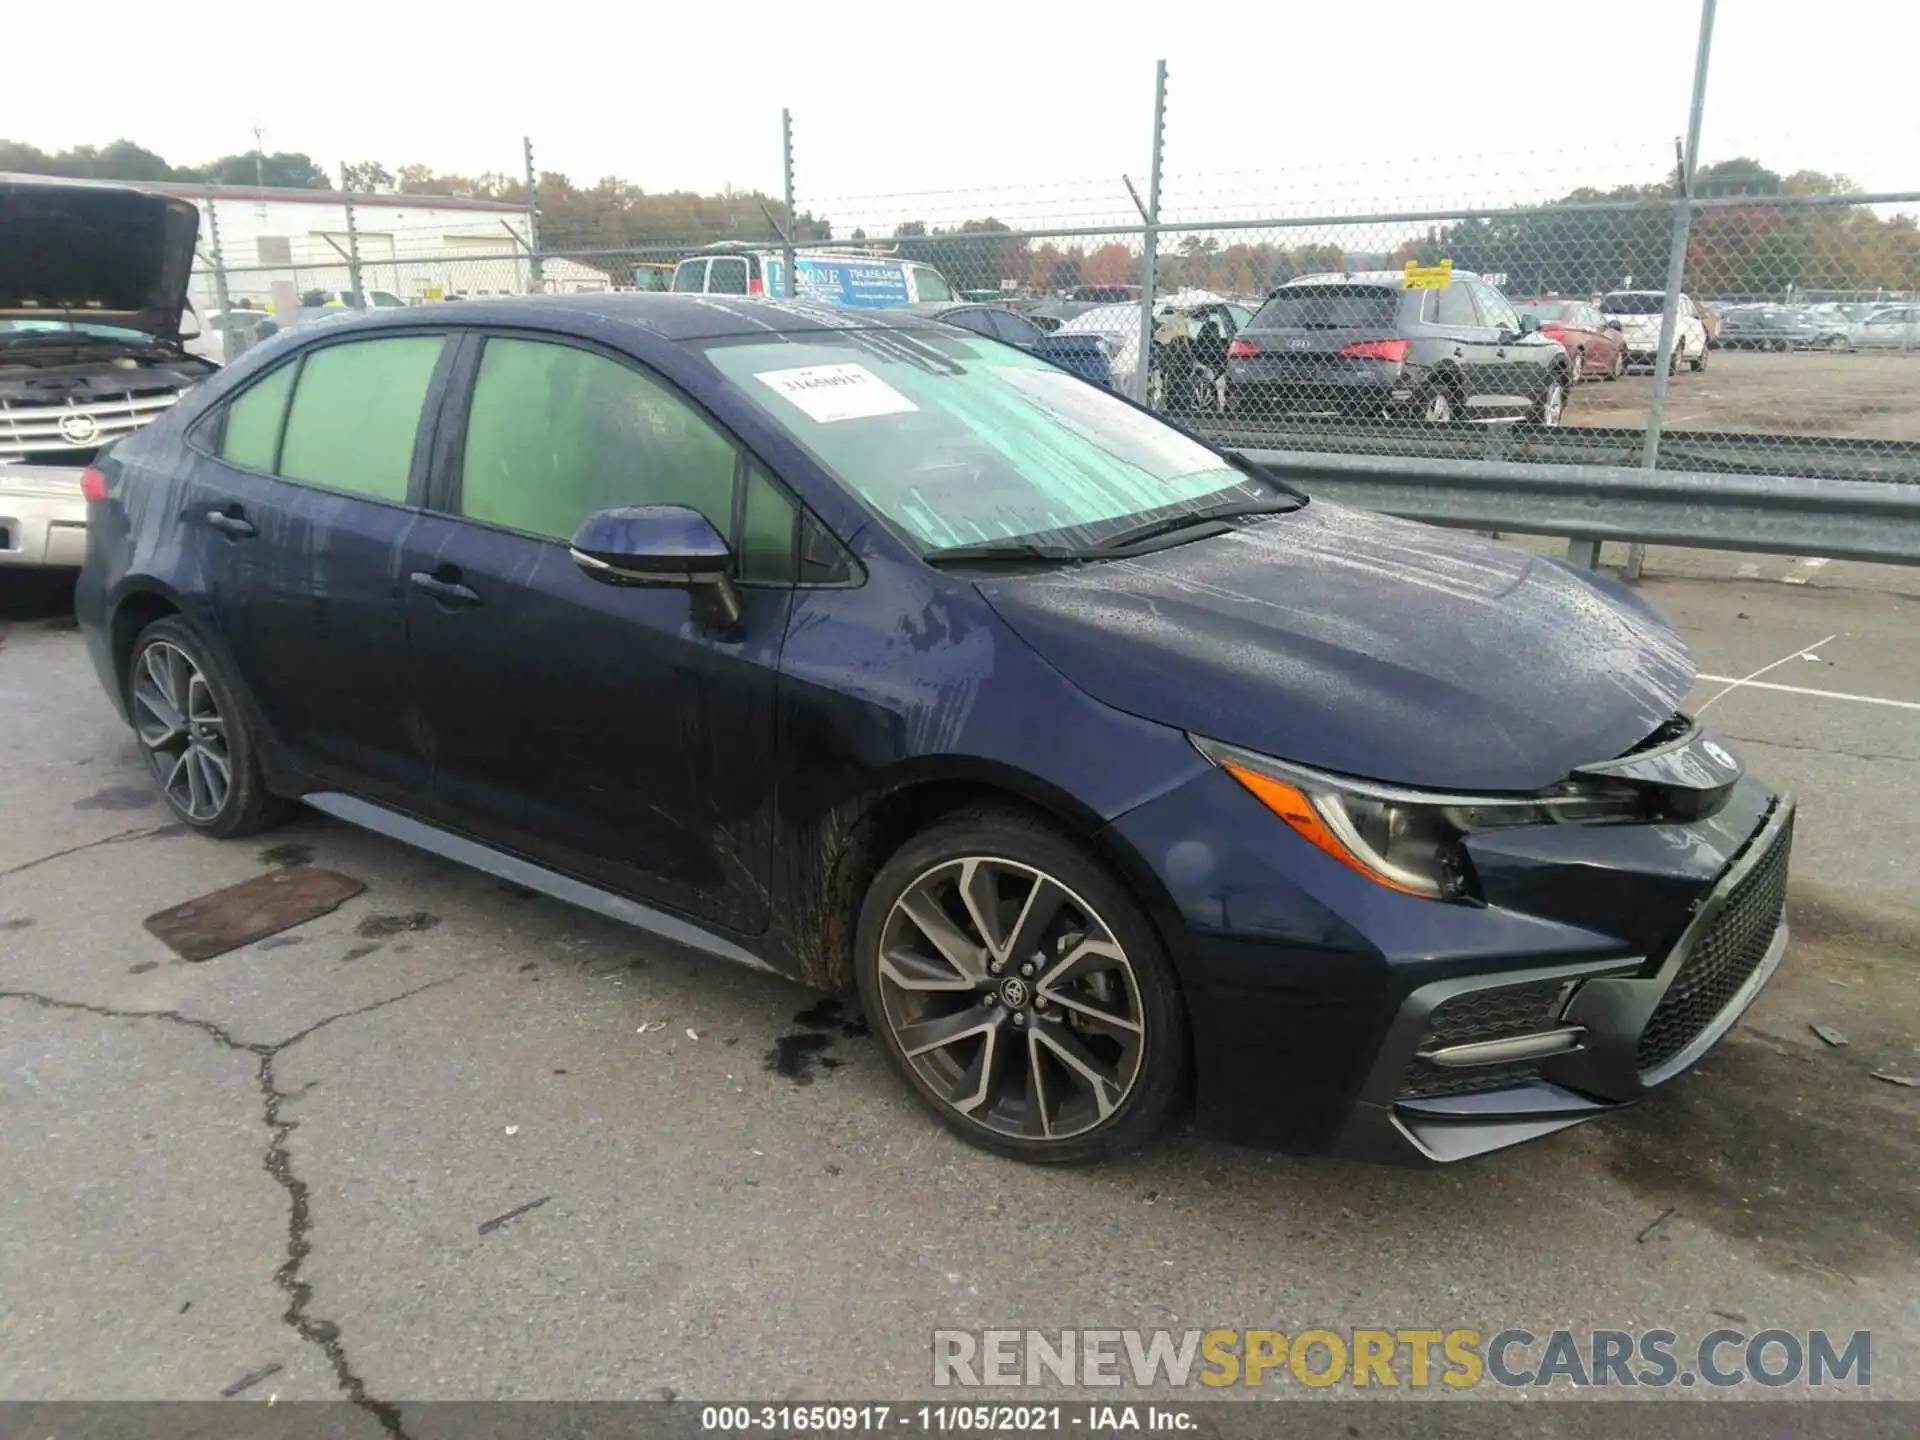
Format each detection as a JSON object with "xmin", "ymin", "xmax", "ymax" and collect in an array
[
  {"xmin": 217, "ymin": 362, "xmax": 297, "ymax": 472},
  {"xmin": 276, "ymin": 336, "xmax": 446, "ymax": 502}
]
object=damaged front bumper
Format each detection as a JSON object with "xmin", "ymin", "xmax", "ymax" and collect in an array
[{"xmin": 1335, "ymin": 795, "xmax": 1794, "ymax": 1164}]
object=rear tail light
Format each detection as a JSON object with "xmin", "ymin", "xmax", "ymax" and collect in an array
[
  {"xmin": 80, "ymin": 467, "xmax": 109, "ymax": 504},
  {"xmin": 1541, "ymin": 324, "xmax": 1565, "ymax": 338},
  {"xmin": 749, "ymin": 277, "xmax": 764, "ymax": 295},
  {"xmin": 1341, "ymin": 338, "xmax": 1410, "ymax": 363},
  {"xmin": 1227, "ymin": 338, "xmax": 1261, "ymax": 359}
]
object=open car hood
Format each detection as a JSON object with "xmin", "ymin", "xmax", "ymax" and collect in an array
[
  {"xmin": 976, "ymin": 502, "xmax": 1695, "ymax": 793},
  {"xmin": 0, "ymin": 176, "xmax": 200, "ymax": 342}
]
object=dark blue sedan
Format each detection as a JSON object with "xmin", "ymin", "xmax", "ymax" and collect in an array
[{"xmin": 74, "ymin": 295, "xmax": 1793, "ymax": 1165}]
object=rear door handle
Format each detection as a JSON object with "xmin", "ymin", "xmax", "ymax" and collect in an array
[
  {"xmin": 205, "ymin": 506, "xmax": 256, "ymax": 539},
  {"xmin": 409, "ymin": 570, "xmax": 481, "ymax": 605}
]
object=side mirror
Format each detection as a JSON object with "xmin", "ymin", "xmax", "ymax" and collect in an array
[
  {"xmin": 1517, "ymin": 313, "xmax": 1541, "ymax": 335},
  {"xmin": 177, "ymin": 303, "xmax": 202, "ymax": 341},
  {"xmin": 1606, "ymin": 319, "xmax": 1624, "ymax": 331},
  {"xmin": 569, "ymin": 505, "xmax": 741, "ymax": 626}
]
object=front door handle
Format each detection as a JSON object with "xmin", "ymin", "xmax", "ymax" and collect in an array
[
  {"xmin": 409, "ymin": 569, "xmax": 481, "ymax": 605},
  {"xmin": 205, "ymin": 505, "xmax": 256, "ymax": 539}
]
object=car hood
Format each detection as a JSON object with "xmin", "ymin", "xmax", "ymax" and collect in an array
[
  {"xmin": 976, "ymin": 502, "xmax": 1694, "ymax": 792},
  {"xmin": 0, "ymin": 178, "xmax": 199, "ymax": 341}
]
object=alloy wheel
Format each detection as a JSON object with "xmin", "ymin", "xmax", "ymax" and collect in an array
[
  {"xmin": 132, "ymin": 640, "xmax": 231, "ymax": 823},
  {"xmin": 874, "ymin": 857, "xmax": 1146, "ymax": 1142},
  {"xmin": 1423, "ymin": 390, "xmax": 1455, "ymax": 423},
  {"xmin": 1539, "ymin": 380, "xmax": 1566, "ymax": 426}
]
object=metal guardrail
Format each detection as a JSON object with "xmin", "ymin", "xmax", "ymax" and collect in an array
[
  {"xmin": 1205, "ymin": 422, "xmax": 1920, "ymax": 486},
  {"xmin": 1246, "ymin": 449, "xmax": 1920, "ymax": 569}
]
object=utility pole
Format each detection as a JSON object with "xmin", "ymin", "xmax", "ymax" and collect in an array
[{"xmin": 523, "ymin": 135, "xmax": 544, "ymax": 294}]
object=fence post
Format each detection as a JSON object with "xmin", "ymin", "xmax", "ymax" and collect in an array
[
  {"xmin": 339, "ymin": 165, "xmax": 364, "ymax": 310},
  {"xmin": 1133, "ymin": 60, "xmax": 1168, "ymax": 406},
  {"xmin": 202, "ymin": 184, "xmax": 236, "ymax": 361},
  {"xmin": 1631, "ymin": 0, "xmax": 1717, "ymax": 580},
  {"xmin": 782, "ymin": 109, "xmax": 798, "ymax": 301},
  {"xmin": 523, "ymin": 135, "xmax": 544, "ymax": 294}
]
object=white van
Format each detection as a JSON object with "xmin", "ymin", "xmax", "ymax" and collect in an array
[{"xmin": 669, "ymin": 247, "xmax": 957, "ymax": 308}]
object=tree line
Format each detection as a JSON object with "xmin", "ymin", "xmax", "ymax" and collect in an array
[{"xmin": 6, "ymin": 140, "xmax": 1912, "ymax": 299}]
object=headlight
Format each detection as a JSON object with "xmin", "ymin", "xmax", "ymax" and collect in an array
[{"xmin": 1192, "ymin": 736, "xmax": 1646, "ymax": 900}]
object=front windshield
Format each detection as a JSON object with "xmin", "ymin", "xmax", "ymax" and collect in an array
[
  {"xmin": 1515, "ymin": 302, "xmax": 1575, "ymax": 324},
  {"xmin": 700, "ymin": 329, "xmax": 1259, "ymax": 552},
  {"xmin": 0, "ymin": 318, "xmax": 152, "ymax": 342}
]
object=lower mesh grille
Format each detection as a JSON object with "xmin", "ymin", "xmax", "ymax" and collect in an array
[
  {"xmin": 1636, "ymin": 811, "xmax": 1793, "ymax": 1074},
  {"xmin": 1397, "ymin": 978, "xmax": 1568, "ymax": 1100}
]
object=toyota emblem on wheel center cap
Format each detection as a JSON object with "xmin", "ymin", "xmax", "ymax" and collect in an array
[
  {"xmin": 998, "ymin": 977, "xmax": 1031, "ymax": 1009},
  {"xmin": 58, "ymin": 411, "xmax": 101, "ymax": 446}
]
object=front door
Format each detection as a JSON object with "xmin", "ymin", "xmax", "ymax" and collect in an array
[
  {"xmin": 191, "ymin": 331, "xmax": 453, "ymax": 799},
  {"xmin": 402, "ymin": 331, "xmax": 800, "ymax": 932}
]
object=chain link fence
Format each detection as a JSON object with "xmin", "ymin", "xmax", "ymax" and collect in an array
[{"xmin": 185, "ymin": 11, "xmax": 1920, "ymax": 483}]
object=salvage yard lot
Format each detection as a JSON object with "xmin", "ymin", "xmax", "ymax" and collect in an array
[
  {"xmin": 1568, "ymin": 348, "xmax": 1920, "ymax": 442},
  {"xmin": 1, "ymin": 559, "xmax": 1916, "ymax": 1409}
]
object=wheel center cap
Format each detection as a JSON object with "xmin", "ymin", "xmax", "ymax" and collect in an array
[{"xmin": 998, "ymin": 977, "xmax": 1031, "ymax": 1010}]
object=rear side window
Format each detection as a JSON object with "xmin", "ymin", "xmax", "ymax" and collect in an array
[
  {"xmin": 672, "ymin": 259, "xmax": 707, "ymax": 293},
  {"xmin": 1601, "ymin": 293, "xmax": 1666, "ymax": 315},
  {"xmin": 1252, "ymin": 286, "xmax": 1399, "ymax": 330},
  {"xmin": 217, "ymin": 362, "xmax": 297, "ymax": 471},
  {"xmin": 277, "ymin": 336, "xmax": 446, "ymax": 502},
  {"xmin": 1434, "ymin": 283, "xmax": 1478, "ymax": 327},
  {"xmin": 708, "ymin": 257, "xmax": 750, "ymax": 295}
]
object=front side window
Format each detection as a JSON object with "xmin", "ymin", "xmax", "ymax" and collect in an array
[
  {"xmin": 277, "ymin": 335, "xmax": 446, "ymax": 501},
  {"xmin": 701, "ymin": 330, "xmax": 1258, "ymax": 553},
  {"xmin": 459, "ymin": 336, "xmax": 738, "ymax": 544},
  {"xmin": 1471, "ymin": 283, "xmax": 1521, "ymax": 333},
  {"xmin": 911, "ymin": 266, "xmax": 954, "ymax": 302}
]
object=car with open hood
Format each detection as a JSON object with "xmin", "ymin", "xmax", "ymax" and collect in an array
[
  {"xmin": 1, "ymin": 175, "xmax": 216, "ymax": 569},
  {"xmin": 75, "ymin": 296, "xmax": 1793, "ymax": 1167}
]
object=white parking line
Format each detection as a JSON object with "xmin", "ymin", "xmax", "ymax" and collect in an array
[
  {"xmin": 1695, "ymin": 676, "xmax": 1920, "ymax": 712},
  {"xmin": 1695, "ymin": 633, "xmax": 1840, "ymax": 714}
]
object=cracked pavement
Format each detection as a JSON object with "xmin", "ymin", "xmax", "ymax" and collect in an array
[{"xmin": 1, "ymin": 553, "xmax": 1915, "ymax": 1411}]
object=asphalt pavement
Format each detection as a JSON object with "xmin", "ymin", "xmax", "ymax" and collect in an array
[{"xmin": 1, "ymin": 552, "xmax": 1915, "ymax": 1414}]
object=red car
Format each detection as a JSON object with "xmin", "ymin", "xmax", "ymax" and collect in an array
[{"xmin": 1514, "ymin": 298, "xmax": 1627, "ymax": 382}]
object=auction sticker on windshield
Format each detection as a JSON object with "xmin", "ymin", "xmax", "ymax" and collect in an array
[{"xmin": 755, "ymin": 364, "xmax": 918, "ymax": 423}]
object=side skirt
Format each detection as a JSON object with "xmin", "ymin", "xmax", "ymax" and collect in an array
[{"xmin": 301, "ymin": 791, "xmax": 775, "ymax": 973}]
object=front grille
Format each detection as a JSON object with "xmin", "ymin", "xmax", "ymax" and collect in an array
[
  {"xmin": 0, "ymin": 389, "xmax": 180, "ymax": 463},
  {"xmin": 1397, "ymin": 978, "xmax": 1568, "ymax": 1100},
  {"xmin": 1636, "ymin": 812, "xmax": 1793, "ymax": 1073}
]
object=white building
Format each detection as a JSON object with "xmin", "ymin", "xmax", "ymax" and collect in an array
[{"xmin": 150, "ymin": 181, "xmax": 614, "ymax": 309}]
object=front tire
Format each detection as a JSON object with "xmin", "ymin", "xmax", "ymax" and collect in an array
[
  {"xmin": 1690, "ymin": 341, "xmax": 1708, "ymax": 372},
  {"xmin": 127, "ymin": 617, "xmax": 286, "ymax": 838},
  {"xmin": 1607, "ymin": 346, "xmax": 1625, "ymax": 380},
  {"xmin": 854, "ymin": 807, "xmax": 1189, "ymax": 1164}
]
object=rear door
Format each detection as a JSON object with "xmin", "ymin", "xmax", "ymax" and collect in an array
[
  {"xmin": 191, "ymin": 331, "xmax": 455, "ymax": 799},
  {"xmin": 1432, "ymin": 278, "xmax": 1503, "ymax": 407},
  {"xmin": 400, "ymin": 329, "xmax": 797, "ymax": 931}
]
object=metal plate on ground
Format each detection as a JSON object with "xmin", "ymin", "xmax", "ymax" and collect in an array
[{"xmin": 144, "ymin": 867, "xmax": 365, "ymax": 962}]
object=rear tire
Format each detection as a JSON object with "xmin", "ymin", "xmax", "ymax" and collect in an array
[
  {"xmin": 1531, "ymin": 373, "xmax": 1569, "ymax": 427},
  {"xmin": 126, "ymin": 617, "xmax": 288, "ymax": 838},
  {"xmin": 854, "ymin": 807, "xmax": 1189, "ymax": 1164},
  {"xmin": 1413, "ymin": 383, "xmax": 1459, "ymax": 424},
  {"xmin": 1690, "ymin": 342, "xmax": 1708, "ymax": 373},
  {"xmin": 1572, "ymin": 347, "xmax": 1586, "ymax": 383}
]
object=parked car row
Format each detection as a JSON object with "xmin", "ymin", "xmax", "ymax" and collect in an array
[{"xmin": 1712, "ymin": 301, "xmax": 1918, "ymax": 352}]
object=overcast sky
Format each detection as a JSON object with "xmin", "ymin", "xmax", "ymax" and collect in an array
[{"xmin": 15, "ymin": 1, "xmax": 1918, "ymax": 230}]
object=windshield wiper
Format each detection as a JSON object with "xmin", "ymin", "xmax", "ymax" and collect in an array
[
  {"xmin": 923, "ymin": 540, "xmax": 1112, "ymax": 566},
  {"xmin": 1100, "ymin": 495, "xmax": 1303, "ymax": 550}
]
